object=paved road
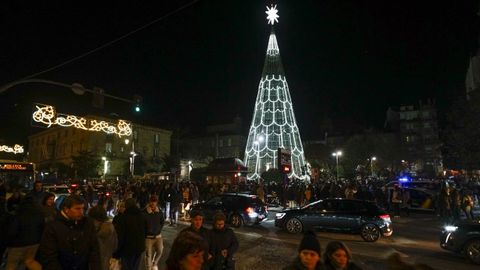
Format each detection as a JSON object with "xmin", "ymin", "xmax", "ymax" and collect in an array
[{"xmin": 157, "ymin": 211, "xmax": 478, "ymax": 270}]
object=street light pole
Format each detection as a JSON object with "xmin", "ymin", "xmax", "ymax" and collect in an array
[
  {"xmin": 332, "ymin": 151, "xmax": 342, "ymax": 181},
  {"xmin": 0, "ymin": 78, "xmax": 135, "ymax": 104},
  {"xmin": 370, "ymin": 156, "xmax": 377, "ymax": 177}
]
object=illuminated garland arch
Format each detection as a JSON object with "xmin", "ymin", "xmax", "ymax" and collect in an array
[{"xmin": 32, "ymin": 104, "xmax": 132, "ymax": 137}]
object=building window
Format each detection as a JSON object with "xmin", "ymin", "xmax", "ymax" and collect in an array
[
  {"xmin": 405, "ymin": 136, "xmax": 410, "ymax": 143},
  {"xmin": 228, "ymin": 138, "xmax": 232, "ymax": 146},
  {"xmin": 120, "ymin": 146, "xmax": 124, "ymax": 153},
  {"xmin": 219, "ymin": 139, "xmax": 223, "ymax": 147},
  {"xmin": 133, "ymin": 130, "xmax": 138, "ymax": 140},
  {"xmin": 154, "ymin": 148, "xmax": 159, "ymax": 157},
  {"xmin": 423, "ymin": 122, "xmax": 431, "ymax": 128},
  {"xmin": 154, "ymin": 134, "xmax": 160, "ymax": 144},
  {"xmin": 106, "ymin": 143, "xmax": 112, "ymax": 153}
]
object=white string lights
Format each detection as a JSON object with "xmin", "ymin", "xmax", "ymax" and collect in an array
[
  {"xmin": 244, "ymin": 6, "xmax": 308, "ymax": 181},
  {"xmin": 0, "ymin": 144, "xmax": 24, "ymax": 154},
  {"xmin": 32, "ymin": 104, "xmax": 132, "ymax": 137}
]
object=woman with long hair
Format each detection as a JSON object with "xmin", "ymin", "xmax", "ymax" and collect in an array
[
  {"xmin": 323, "ymin": 241, "xmax": 362, "ymax": 270},
  {"xmin": 165, "ymin": 231, "xmax": 208, "ymax": 270}
]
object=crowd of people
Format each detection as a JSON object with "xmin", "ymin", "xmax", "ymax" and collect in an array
[{"xmin": 0, "ymin": 175, "xmax": 478, "ymax": 270}]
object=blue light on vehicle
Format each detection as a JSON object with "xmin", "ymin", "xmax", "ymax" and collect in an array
[{"xmin": 399, "ymin": 177, "xmax": 410, "ymax": 183}]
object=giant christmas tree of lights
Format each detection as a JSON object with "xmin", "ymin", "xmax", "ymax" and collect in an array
[{"xmin": 244, "ymin": 5, "xmax": 308, "ymax": 181}]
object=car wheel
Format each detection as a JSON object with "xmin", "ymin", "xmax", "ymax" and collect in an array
[
  {"xmin": 230, "ymin": 214, "xmax": 244, "ymax": 228},
  {"xmin": 285, "ymin": 218, "xmax": 303, "ymax": 234},
  {"xmin": 360, "ymin": 224, "xmax": 381, "ymax": 242},
  {"xmin": 464, "ymin": 238, "xmax": 480, "ymax": 265}
]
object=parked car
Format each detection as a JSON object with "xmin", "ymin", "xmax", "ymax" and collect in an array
[
  {"xmin": 43, "ymin": 184, "xmax": 71, "ymax": 200},
  {"xmin": 275, "ymin": 198, "xmax": 393, "ymax": 242},
  {"xmin": 440, "ymin": 221, "xmax": 480, "ymax": 265},
  {"xmin": 190, "ymin": 193, "xmax": 268, "ymax": 227}
]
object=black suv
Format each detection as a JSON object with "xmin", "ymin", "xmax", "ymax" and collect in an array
[
  {"xmin": 190, "ymin": 193, "xmax": 268, "ymax": 227},
  {"xmin": 275, "ymin": 198, "xmax": 393, "ymax": 242},
  {"xmin": 440, "ymin": 221, "xmax": 480, "ymax": 264}
]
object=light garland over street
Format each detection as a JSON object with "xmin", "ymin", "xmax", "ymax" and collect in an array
[
  {"xmin": 32, "ymin": 104, "xmax": 132, "ymax": 137},
  {"xmin": 0, "ymin": 144, "xmax": 24, "ymax": 154}
]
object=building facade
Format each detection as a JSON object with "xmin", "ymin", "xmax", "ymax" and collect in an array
[
  {"xmin": 397, "ymin": 101, "xmax": 443, "ymax": 175},
  {"xmin": 28, "ymin": 116, "xmax": 172, "ymax": 181}
]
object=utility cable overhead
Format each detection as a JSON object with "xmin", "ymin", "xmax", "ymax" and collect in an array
[{"xmin": 15, "ymin": 0, "xmax": 201, "ymax": 82}]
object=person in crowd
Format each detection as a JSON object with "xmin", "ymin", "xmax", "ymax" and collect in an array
[
  {"xmin": 41, "ymin": 192, "xmax": 57, "ymax": 223},
  {"xmin": 391, "ymin": 185, "xmax": 403, "ymax": 217},
  {"xmin": 6, "ymin": 186, "xmax": 23, "ymax": 214},
  {"xmin": 344, "ymin": 184, "xmax": 357, "ymax": 199},
  {"xmin": 162, "ymin": 183, "xmax": 172, "ymax": 223},
  {"xmin": 169, "ymin": 185, "xmax": 181, "ymax": 226},
  {"xmin": 144, "ymin": 195, "xmax": 165, "ymax": 270},
  {"xmin": 209, "ymin": 212, "xmax": 239, "ymax": 270},
  {"xmin": 461, "ymin": 190, "xmax": 475, "ymax": 220},
  {"xmin": 450, "ymin": 187, "xmax": 462, "ymax": 221},
  {"xmin": 283, "ymin": 230, "xmax": 324, "ymax": 270},
  {"xmin": 89, "ymin": 205, "xmax": 117, "ymax": 270},
  {"xmin": 113, "ymin": 198, "xmax": 147, "ymax": 270},
  {"xmin": 323, "ymin": 241, "xmax": 362, "ymax": 270},
  {"xmin": 181, "ymin": 210, "xmax": 212, "ymax": 270},
  {"xmin": 5, "ymin": 195, "xmax": 45, "ymax": 270},
  {"xmin": 165, "ymin": 231, "xmax": 208, "ymax": 270},
  {"xmin": 38, "ymin": 195, "xmax": 101, "ymax": 270},
  {"xmin": 29, "ymin": 180, "xmax": 46, "ymax": 206},
  {"xmin": 400, "ymin": 188, "xmax": 410, "ymax": 217}
]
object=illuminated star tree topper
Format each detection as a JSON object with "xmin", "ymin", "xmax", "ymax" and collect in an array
[{"xmin": 266, "ymin": 5, "xmax": 279, "ymax": 25}]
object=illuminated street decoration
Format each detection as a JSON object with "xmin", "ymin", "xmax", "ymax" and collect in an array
[
  {"xmin": 0, "ymin": 144, "xmax": 24, "ymax": 154},
  {"xmin": 266, "ymin": 5, "xmax": 279, "ymax": 25},
  {"xmin": 244, "ymin": 5, "xmax": 308, "ymax": 181},
  {"xmin": 32, "ymin": 104, "xmax": 132, "ymax": 137}
]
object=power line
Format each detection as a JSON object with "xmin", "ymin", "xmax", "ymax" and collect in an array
[{"xmin": 18, "ymin": 0, "xmax": 201, "ymax": 81}]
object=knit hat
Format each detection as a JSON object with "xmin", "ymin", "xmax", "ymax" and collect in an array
[{"xmin": 299, "ymin": 230, "xmax": 321, "ymax": 255}]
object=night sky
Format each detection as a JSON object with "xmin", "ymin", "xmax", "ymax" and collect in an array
[{"xmin": 1, "ymin": 0, "xmax": 479, "ymax": 146}]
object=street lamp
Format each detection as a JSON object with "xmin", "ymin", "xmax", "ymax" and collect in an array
[
  {"xmin": 370, "ymin": 156, "xmax": 377, "ymax": 177},
  {"xmin": 188, "ymin": 161, "xmax": 193, "ymax": 180},
  {"xmin": 332, "ymin": 151, "xmax": 342, "ymax": 181},
  {"xmin": 102, "ymin": 156, "xmax": 108, "ymax": 181}
]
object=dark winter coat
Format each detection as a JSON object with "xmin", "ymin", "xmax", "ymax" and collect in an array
[
  {"xmin": 282, "ymin": 258, "xmax": 325, "ymax": 270},
  {"xmin": 38, "ymin": 213, "xmax": 101, "ymax": 270},
  {"xmin": 209, "ymin": 226, "xmax": 239, "ymax": 270},
  {"xmin": 7, "ymin": 202, "xmax": 45, "ymax": 247},
  {"xmin": 113, "ymin": 206, "xmax": 147, "ymax": 257},
  {"xmin": 144, "ymin": 206, "xmax": 165, "ymax": 236}
]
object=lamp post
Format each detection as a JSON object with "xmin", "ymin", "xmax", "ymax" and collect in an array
[
  {"xmin": 102, "ymin": 156, "xmax": 108, "ymax": 182},
  {"xmin": 124, "ymin": 139, "xmax": 136, "ymax": 177},
  {"xmin": 332, "ymin": 151, "xmax": 342, "ymax": 181},
  {"xmin": 370, "ymin": 156, "xmax": 377, "ymax": 177},
  {"xmin": 0, "ymin": 78, "xmax": 134, "ymax": 103},
  {"xmin": 188, "ymin": 161, "xmax": 193, "ymax": 180}
]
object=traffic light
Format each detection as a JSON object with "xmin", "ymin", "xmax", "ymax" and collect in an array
[{"xmin": 133, "ymin": 95, "xmax": 143, "ymax": 113}]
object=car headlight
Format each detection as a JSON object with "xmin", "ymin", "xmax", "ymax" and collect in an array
[
  {"xmin": 444, "ymin": 225, "xmax": 458, "ymax": 232},
  {"xmin": 276, "ymin": 212, "xmax": 286, "ymax": 219}
]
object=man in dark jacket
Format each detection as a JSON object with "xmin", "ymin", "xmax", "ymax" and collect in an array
[
  {"xmin": 209, "ymin": 212, "xmax": 239, "ymax": 270},
  {"xmin": 143, "ymin": 195, "xmax": 165, "ymax": 270},
  {"xmin": 113, "ymin": 198, "xmax": 147, "ymax": 270},
  {"xmin": 38, "ymin": 195, "xmax": 101, "ymax": 270},
  {"xmin": 5, "ymin": 195, "xmax": 44, "ymax": 270},
  {"xmin": 180, "ymin": 210, "xmax": 212, "ymax": 270},
  {"xmin": 29, "ymin": 180, "xmax": 46, "ymax": 206}
]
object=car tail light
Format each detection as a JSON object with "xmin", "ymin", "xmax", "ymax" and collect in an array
[
  {"xmin": 71, "ymin": 184, "xmax": 78, "ymax": 188},
  {"xmin": 379, "ymin": 214, "xmax": 391, "ymax": 222},
  {"xmin": 246, "ymin": 207, "xmax": 254, "ymax": 214},
  {"xmin": 106, "ymin": 192, "xmax": 110, "ymax": 197}
]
